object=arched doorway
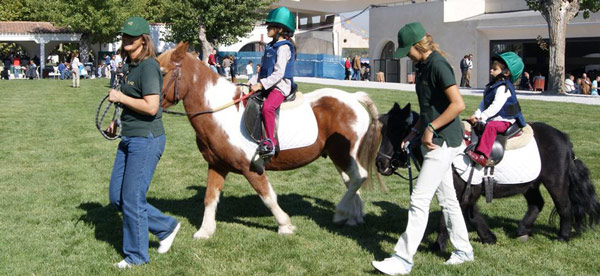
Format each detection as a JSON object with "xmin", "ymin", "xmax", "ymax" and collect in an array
[
  {"xmin": 374, "ymin": 41, "xmax": 400, "ymax": 83},
  {"xmin": 239, "ymin": 42, "xmax": 265, "ymax": 52}
]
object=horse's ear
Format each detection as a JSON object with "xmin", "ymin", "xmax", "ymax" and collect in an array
[{"xmin": 171, "ymin": 42, "xmax": 189, "ymax": 62}]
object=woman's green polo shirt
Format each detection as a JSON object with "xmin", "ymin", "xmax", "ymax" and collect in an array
[
  {"xmin": 120, "ymin": 57, "xmax": 165, "ymax": 138},
  {"xmin": 415, "ymin": 51, "xmax": 462, "ymax": 147}
]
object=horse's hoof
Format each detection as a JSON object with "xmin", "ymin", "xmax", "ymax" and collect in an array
[
  {"xmin": 517, "ymin": 235, "xmax": 529, "ymax": 243},
  {"xmin": 333, "ymin": 213, "xmax": 348, "ymax": 225},
  {"xmin": 431, "ymin": 241, "xmax": 445, "ymax": 252},
  {"xmin": 557, "ymin": 236, "xmax": 569, "ymax": 242},
  {"xmin": 278, "ymin": 224, "xmax": 296, "ymax": 235},
  {"xmin": 193, "ymin": 229, "xmax": 213, "ymax": 240},
  {"xmin": 345, "ymin": 218, "xmax": 358, "ymax": 226}
]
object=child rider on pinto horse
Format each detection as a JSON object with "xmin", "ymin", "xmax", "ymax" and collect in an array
[
  {"xmin": 248, "ymin": 6, "xmax": 297, "ymax": 158},
  {"xmin": 466, "ymin": 52, "xmax": 526, "ymax": 167}
]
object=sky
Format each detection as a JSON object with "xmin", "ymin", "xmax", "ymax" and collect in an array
[{"xmin": 341, "ymin": 10, "xmax": 370, "ymax": 36}]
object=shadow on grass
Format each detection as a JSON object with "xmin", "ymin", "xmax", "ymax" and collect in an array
[
  {"xmin": 77, "ymin": 202, "xmax": 123, "ymax": 255},
  {"xmin": 77, "ymin": 202, "xmax": 165, "ymax": 255},
  {"xmin": 146, "ymin": 185, "xmax": 459, "ymax": 260},
  {"xmin": 76, "ymin": 187, "xmax": 565, "ymax": 260}
]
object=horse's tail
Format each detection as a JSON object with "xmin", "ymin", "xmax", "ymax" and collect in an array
[
  {"xmin": 566, "ymin": 142, "xmax": 600, "ymax": 232},
  {"xmin": 354, "ymin": 92, "xmax": 388, "ymax": 192}
]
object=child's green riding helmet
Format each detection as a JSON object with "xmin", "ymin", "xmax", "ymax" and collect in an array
[
  {"xmin": 265, "ymin": 7, "xmax": 296, "ymax": 35},
  {"xmin": 493, "ymin": 52, "xmax": 524, "ymax": 83}
]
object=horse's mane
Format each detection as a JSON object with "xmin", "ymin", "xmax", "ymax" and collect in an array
[{"xmin": 158, "ymin": 48, "xmax": 202, "ymax": 68}]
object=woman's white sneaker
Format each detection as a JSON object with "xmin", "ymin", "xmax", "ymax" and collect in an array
[
  {"xmin": 371, "ymin": 254, "xmax": 413, "ymax": 275},
  {"xmin": 158, "ymin": 223, "xmax": 181, "ymax": 254},
  {"xmin": 445, "ymin": 250, "xmax": 474, "ymax": 265},
  {"xmin": 114, "ymin": 260, "xmax": 132, "ymax": 269}
]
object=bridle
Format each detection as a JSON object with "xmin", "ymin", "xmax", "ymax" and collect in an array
[
  {"xmin": 161, "ymin": 61, "xmax": 182, "ymax": 106},
  {"xmin": 377, "ymin": 112, "xmax": 421, "ymax": 194},
  {"xmin": 160, "ymin": 60, "xmax": 255, "ymax": 118}
]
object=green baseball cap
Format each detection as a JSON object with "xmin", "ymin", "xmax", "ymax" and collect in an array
[
  {"xmin": 393, "ymin": 22, "xmax": 427, "ymax": 58},
  {"xmin": 119, "ymin": 17, "xmax": 150, "ymax": 36}
]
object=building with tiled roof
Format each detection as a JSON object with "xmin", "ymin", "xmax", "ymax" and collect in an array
[{"xmin": 0, "ymin": 21, "xmax": 81, "ymax": 73}]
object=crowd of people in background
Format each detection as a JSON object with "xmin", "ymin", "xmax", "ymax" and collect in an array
[
  {"xmin": 3, "ymin": 48, "xmax": 599, "ymax": 97},
  {"xmin": 345, "ymin": 55, "xmax": 370, "ymax": 81},
  {"xmin": 1, "ymin": 52, "xmax": 41, "ymax": 80},
  {"xmin": 564, "ymin": 71, "xmax": 599, "ymax": 95}
]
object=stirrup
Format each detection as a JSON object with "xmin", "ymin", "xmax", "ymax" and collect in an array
[{"xmin": 258, "ymin": 138, "xmax": 275, "ymax": 157}]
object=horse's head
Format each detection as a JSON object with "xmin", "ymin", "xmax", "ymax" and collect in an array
[
  {"xmin": 158, "ymin": 42, "xmax": 190, "ymax": 108},
  {"xmin": 376, "ymin": 102, "xmax": 418, "ymax": 176},
  {"xmin": 158, "ymin": 42, "xmax": 219, "ymax": 109}
]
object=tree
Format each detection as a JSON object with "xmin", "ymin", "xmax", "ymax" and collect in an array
[
  {"xmin": 163, "ymin": 0, "xmax": 274, "ymax": 62},
  {"xmin": 526, "ymin": 0, "xmax": 600, "ymax": 94}
]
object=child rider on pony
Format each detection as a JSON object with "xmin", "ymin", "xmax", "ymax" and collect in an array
[
  {"xmin": 249, "ymin": 6, "xmax": 296, "ymax": 158},
  {"xmin": 466, "ymin": 52, "xmax": 526, "ymax": 167}
]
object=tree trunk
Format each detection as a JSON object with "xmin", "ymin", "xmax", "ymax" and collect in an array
[
  {"xmin": 540, "ymin": 0, "xmax": 580, "ymax": 94},
  {"xmin": 198, "ymin": 18, "xmax": 212, "ymax": 64},
  {"xmin": 79, "ymin": 33, "xmax": 91, "ymax": 64}
]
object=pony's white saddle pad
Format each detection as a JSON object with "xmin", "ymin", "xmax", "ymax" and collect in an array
[
  {"xmin": 239, "ymin": 99, "xmax": 318, "ymax": 151},
  {"xmin": 453, "ymin": 136, "xmax": 542, "ymax": 185}
]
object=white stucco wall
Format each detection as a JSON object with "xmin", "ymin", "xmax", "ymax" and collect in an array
[
  {"xmin": 444, "ymin": 0, "xmax": 485, "ymax": 22},
  {"xmin": 334, "ymin": 16, "xmax": 369, "ymax": 55},
  {"xmin": 219, "ymin": 25, "xmax": 268, "ymax": 52},
  {"xmin": 485, "ymin": 0, "xmax": 530, "ymax": 13}
]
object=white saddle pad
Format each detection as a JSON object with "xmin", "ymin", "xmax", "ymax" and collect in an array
[
  {"xmin": 239, "ymin": 99, "xmax": 318, "ymax": 152},
  {"xmin": 453, "ymin": 136, "xmax": 542, "ymax": 185}
]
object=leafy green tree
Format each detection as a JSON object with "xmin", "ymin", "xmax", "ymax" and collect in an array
[
  {"xmin": 163, "ymin": 0, "xmax": 274, "ymax": 61},
  {"xmin": 0, "ymin": 0, "xmax": 51, "ymax": 21},
  {"xmin": 526, "ymin": 0, "xmax": 600, "ymax": 94}
]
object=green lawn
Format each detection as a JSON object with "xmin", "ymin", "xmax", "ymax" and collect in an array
[{"xmin": 1, "ymin": 79, "xmax": 599, "ymax": 275}]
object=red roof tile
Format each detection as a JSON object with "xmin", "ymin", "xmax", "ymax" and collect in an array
[{"xmin": 0, "ymin": 21, "xmax": 72, "ymax": 34}]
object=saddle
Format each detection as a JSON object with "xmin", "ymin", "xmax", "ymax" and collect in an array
[
  {"xmin": 243, "ymin": 85, "xmax": 300, "ymax": 173},
  {"xmin": 461, "ymin": 121, "xmax": 534, "ymax": 203},
  {"xmin": 463, "ymin": 122, "xmax": 532, "ymax": 167}
]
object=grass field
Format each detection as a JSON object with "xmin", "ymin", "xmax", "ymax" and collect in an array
[{"xmin": 1, "ymin": 78, "xmax": 599, "ymax": 275}]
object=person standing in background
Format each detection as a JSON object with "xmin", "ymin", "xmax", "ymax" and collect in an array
[
  {"xmin": 71, "ymin": 52, "xmax": 80, "ymax": 88},
  {"xmin": 246, "ymin": 61, "xmax": 254, "ymax": 80}
]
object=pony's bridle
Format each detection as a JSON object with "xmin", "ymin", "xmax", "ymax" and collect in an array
[
  {"xmin": 159, "ymin": 60, "xmax": 255, "ymax": 118},
  {"xmin": 162, "ymin": 61, "xmax": 182, "ymax": 105}
]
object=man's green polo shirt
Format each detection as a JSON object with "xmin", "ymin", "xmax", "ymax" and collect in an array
[
  {"xmin": 120, "ymin": 57, "xmax": 165, "ymax": 138},
  {"xmin": 415, "ymin": 51, "xmax": 462, "ymax": 147}
]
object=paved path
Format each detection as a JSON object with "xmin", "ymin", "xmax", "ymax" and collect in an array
[{"xmin": 295, "ymin": 77, "xmax": 600, "ymax": 106}]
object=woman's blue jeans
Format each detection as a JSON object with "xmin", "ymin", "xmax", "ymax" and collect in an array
[{"xmin": 109, "ymin": 133, "xmax": 178, "ymax": 265}]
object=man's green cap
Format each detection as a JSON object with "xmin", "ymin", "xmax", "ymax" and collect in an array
[
  {"xmin": 119, "ymin": 17, "xmax": 150, "ymax": 36},
  {"xmin": 393, "ymin": 22, "xmax": 427, "ymax": 58}
]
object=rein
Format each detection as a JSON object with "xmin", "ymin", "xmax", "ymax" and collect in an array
[
  {"xmin": 161, "ymin": 61, "xmax": 255, "ymax": 118},
  {"xmin": 95, "ymin": 76, "xmax": 123, "ymax": 140},
  {"xmin": 378, "ymin": 136, "xmax": 422, "ymax": 194}
]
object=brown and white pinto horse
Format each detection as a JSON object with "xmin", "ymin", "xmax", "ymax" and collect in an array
[{"xmin": 158, "ymin": 43, "xmax": 382, "ymax": 239}]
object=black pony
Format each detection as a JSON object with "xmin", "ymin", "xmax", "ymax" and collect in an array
[{"xmin": 377, "ymin": 103, "xmax": 600, "ymax": 249}]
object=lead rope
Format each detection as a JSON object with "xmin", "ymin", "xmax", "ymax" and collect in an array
[{"xmin": 95, "ymin": 74, "xmax": 123, "ymax": 140}]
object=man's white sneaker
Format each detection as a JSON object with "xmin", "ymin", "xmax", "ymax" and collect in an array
[
  {"xmin": 114, "ymin": 260, "xmax": 132, "ymax": 269},
  {"xmin": 158, "ymin": 223, "xmax": 180, "ymax": 254},
  {"xmin": 372, "ymin": 254, "xmax": 413, "ymax": 275},
  {"xmin": 445, "ymin": 250, "xmax": 474, "ymax": 265}
]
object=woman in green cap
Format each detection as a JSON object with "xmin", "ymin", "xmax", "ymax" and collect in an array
[
  {"xmin": 107, "ymin": 16, "xmax": 180, "ymax": 269},
  {"xmin": 249, "ymin": 6, "xmax": 296, "ymax": 158},
  {"xmin": 372, "ymin": 22, "xmax": 474, "ymax": 275}
]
